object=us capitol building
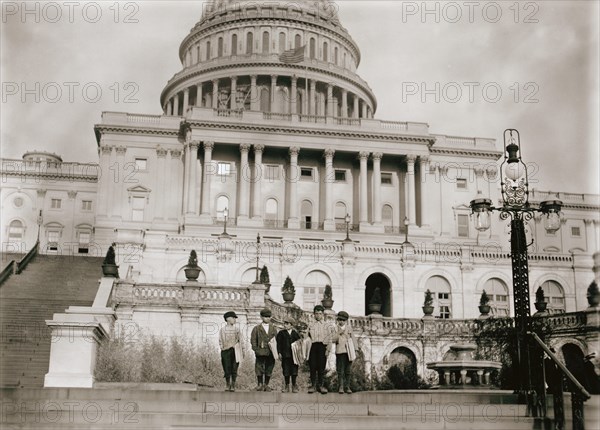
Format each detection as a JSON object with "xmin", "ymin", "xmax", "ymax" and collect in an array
[{"xmin": 2, "ymin": 0, "xmax": 599, "ymax": 324}]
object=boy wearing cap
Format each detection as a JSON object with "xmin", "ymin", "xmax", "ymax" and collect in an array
[
  {"xmin": 219, "ymin": 311, "xmax": 242, "ymax": 392},
  {"xmin": 307, "ymin": 305, "xmax": 334, "ymax": 394},
  {"xmin": 276, "ymin": 316, "xmax": 301, "ymax": 393},
  {"xmin": 250, "ymin": 308, "xmax": 278, "ymax": 391},
  {"xmin": 334, "ymin": 310, "xmax": 355, "ymax": 394}
]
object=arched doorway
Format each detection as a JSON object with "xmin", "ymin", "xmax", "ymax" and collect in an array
[
  {"xmin": 561, "ymin": 343, "xmax": 588, "ymax": 391},
  {"xmin": 387, "ymin": 347, "xmax": 418, "ymax": 388},
  {"xmin": 365, "ymin": 273, "xmax": 391, "ymax": 317}
]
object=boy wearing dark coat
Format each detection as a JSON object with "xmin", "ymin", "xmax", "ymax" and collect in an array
[
  {"xmin": 276, "ymin": 316, "xmax": 301, "ymax": 392},
  {"xmin": 250, "ymin": 308, "xmax": 278, "ymax": 391}
]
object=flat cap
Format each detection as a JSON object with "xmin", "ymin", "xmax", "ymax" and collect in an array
[
  {"xmin": 223, "ymin": 311, "xmax": 238, "ymax": 320},
  {"xmin": 313, "ymin": 305, "xmax": 325, "ymax": 312},
  {"xmin": 260, "ymin": 308, "xmax": 272, "ymax": 317},
  {"xmin": 336, "ymin": 311, "xmax": 349, "ymax": 321}
]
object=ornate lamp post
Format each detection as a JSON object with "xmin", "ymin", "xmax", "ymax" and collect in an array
[
  {"xmin": 470, "ymin": 129, "xmax": 562, "ymax": 400},
  {"xmin": 252, "ymin": 233, "xmax": 261, "ymax": 284},
  {"xmin": 221, "ymin": 207, "xmax": 229, "ymax": 237},
  {"xmin": 344, "ymin": 213, "xmax": 351, "ymax": 241}
]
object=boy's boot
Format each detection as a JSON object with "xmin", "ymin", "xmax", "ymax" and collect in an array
[
  {"xmin": 231, "ymin": 375, "xmax": 237, "ymax": 392},
  {"xmin": 338, "ymin": 374, "xmax": 344, "ymax": 394}
]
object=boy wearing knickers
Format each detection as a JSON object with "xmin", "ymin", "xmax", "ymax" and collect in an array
[
  {"xmin": 250, "ymin": 308, "xmax": 277, "ymax": 391},
  {"xmin": 276, "ymin": 316, "xmax": 301, "ymax": 393}
]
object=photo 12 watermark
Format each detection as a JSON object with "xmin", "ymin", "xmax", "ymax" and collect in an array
[{"xmin": 1, "ymin": 1, "xmax": 140, "ymax": 24}]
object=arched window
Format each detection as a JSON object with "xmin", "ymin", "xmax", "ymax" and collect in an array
[
  {"xmin": 303, "ymin": 270, "xmax": 332, "ymax": 310},
  {"xmin": 217, "ymin": 37, "xmax": 224, "ymax": 57},
  {"xmin": 262, "ymin": 31, "xmax": 269, "ymax": 54},
  {"xmin": 334, "ymin": 202, "xmax": 347, "ymax": 229},
  {"xmin": 482, "ymin": 278, "xmax": 509, "ymax": 316},
  {"xmin": 334, "ymin": 46, "xmax": 338, "ymax": 65},
  {"xmin": 382, "ymin": 205, "xmax": 393, "ymax": 232},
  {"xmin": 246, "ymin": 32, "xmax": 253, "ymax": 54},
  {"xmin": 196, "ymin": 46, "xmax": 200, "ymax": 63},
  {"xmin": 260, "ymin": 87, "xmax": 270, "ymax": 112},
  {"xmin": 309, "ymin": 38, "xmax": 316, "ymax": 59},
  {"xmin": 205, "ymin": 41, "xmax": 211, "ymax": 61},
  {"xmin": 265, "ymin": 198, "xmax": 278, "ymax": 221},
  {"xmin": 8, "ymin": 220, "xmax": 24, "ymax": 242},
  {"xmin": 301, "ymin": 200, "xmax": 312, "ymax": 229},
  {"xmin": 540, "ymin": 280, "xmax": 565, "ymax": 313},
  {"xmin": 294, "ymin": 34, "xmax": 301, "ymax": 48},
  {"xmin": 323, "ymin": 41, "xmax": 328, "ymax": 62},
  {"xmin": 216, "ymin": 195, "xmax": 229, "ymax": 220},
  {"xmin": 426, "ymin": 276, "xmax": 452, "ymax": 319},
  {"xmin": 231, "ymin": 34, "xmax": 238, "ymax": 55},
  {"xmin": 343, "ymin": 52, "xmax": 346, "ymax": 68},
  {"xmin": 278, "ymin": 32, "xmax": 286, "ymax": 53}
]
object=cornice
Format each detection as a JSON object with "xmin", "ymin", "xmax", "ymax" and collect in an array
[
  {"xmin": 430, "ymin": 147, "xmax": 502, "ymax": 160},
  {"xmin": 94, "ymin": 125, "xmax": 181, "ymax": 141},
  {"xmin": 2, "ymin": 171, "xmax": 98, "ymax": 182},
  {"xmin": 161, "ymin": 61, "xmax": 376, "ymax": 110},
  {"xmin": 185, "ymin": 119, "xmax": 434, "ymax": 144}
]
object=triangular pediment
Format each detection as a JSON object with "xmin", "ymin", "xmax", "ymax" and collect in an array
[{"xmin": 127, "ymin": 185, "xmax": 151, "ymax": 193}]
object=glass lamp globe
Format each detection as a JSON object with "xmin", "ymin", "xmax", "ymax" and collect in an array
[
  {"xmin": 474, "ymin": 211, "xmax": 491, "ymax": 232},
  {"xmin": 543, "ymin": 212, "xmax": 561, "ymax": 233},
  {"xmin": 505, "ymin": 162, "xmax": 525, "ymax": 181}
]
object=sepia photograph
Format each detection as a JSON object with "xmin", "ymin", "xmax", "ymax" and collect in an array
[{"xmin": 1, "ymin": 0, "xmax": 599, "ymax": 428}]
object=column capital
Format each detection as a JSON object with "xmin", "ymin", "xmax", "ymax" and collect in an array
[
  {"xmin": 203, "ymin": 141, "xmax": 215, "ymax": 151},
  {"xmin": 37, "ymin": 189, "xmax": 47, "ymax": 198},
  {"xmin": 240, "ymin": 143, "xmax": 251, "ymax": 153},
  {"xmin": 310, "ymin": 80, "xmax": 316, "ymax": 89},
  {"xmin": 291, "ymin": 75, "xmax": 298, "ymax": 83},
  {"xmin": 474, "ymin": 167, "xmax": 485, "ymax": 177},
  {"xmin": 250, "ymin": 75, "xmax": 257, "ymax": 81},
  {"xmin": 230, "ymin": 75, "xmax": 237, "ymax": 82},
  {"xmin": 289, "ymin": 146, "xmax": 300, "ymax": 157},
  {"xmin": 67, "ymin": 190, "xmax": 77, "ymax": 200},
  {"xmin": 156, "ymin": 146, "xmax": 168, "ymax": 158},
  {"xmin": 184, "ymin": 87, "xmax": 190, "ymax": 94},
  {"xmin": 584, "ymin": 219, "xmax": 595, "ymax": 226},
  {"xmin": 271, "ymin": 74, "xmax": 278, "ymax": 80},
  {"xmin": 324, "ymin": 148, "xmax": 335, "ymax": 158},
  {"xmin": 254, "ymin": 143, "xmax": 265, "ymax": 153},
  {"xmin": 358, "ymin": 151, "xmax": 370, "ymax": 161},
  {"xmin": 372, "ymin": 152, "xmax": 383, "ymax": 161},
  {"xmin": 115, "ymin": 146, "xmax": 127, "ymax": 156},
  {"xmin": 170, "ymin": 149, "xmax": 182, "ymax": 159},
  {"xmin": 341, "ymin": 87, "xmax": 348, "ymax": 94},
  {"xmin": 419, "ymin": 155, "xmax": 430, "ymax": 164},
  {"xmin": 212, "ymin": 78, "xmax": 219, "ymax": 85},
  {"xmin": 189, "ymin": 140, "xmax": 200, "ymax": 150},
  {"xmin": 100, "ymin": 145, "xmax": 113, "ymax": 155},
  {"xmin": 486, "ymin": 166, "xmax": 498, "ymax": 180},
  {"xmin": 406, "ymin": 154, "xmax": 417, "ymax": 164}
]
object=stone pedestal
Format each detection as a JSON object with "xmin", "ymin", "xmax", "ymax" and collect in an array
[{"xmin": 44, "ymin": 308, "xmax": 115, "ymax": 388}]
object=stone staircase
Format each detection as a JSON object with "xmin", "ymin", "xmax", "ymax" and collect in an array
[
  {"xmin": 1, "ymin": 386, "xmax": 598, "ymax": 429},
  {"xmin": 0, "ymin": 254, "xmax": 103, "ymax": 388}
]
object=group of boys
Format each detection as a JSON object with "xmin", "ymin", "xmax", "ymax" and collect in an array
[{"xmin": 218, "ymin": 305, "xmax": 355, "ymax": 394}]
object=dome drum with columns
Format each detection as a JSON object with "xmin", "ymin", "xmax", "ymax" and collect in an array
[{"xmin": 160, "ymin": 0, "xmax": 376, "ymax": 118}]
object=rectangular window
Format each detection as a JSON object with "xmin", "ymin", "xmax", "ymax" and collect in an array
[
  {"xmin": 381, "ymin": 173, "xmax": 392, "ymax": 185},
  {"xmin": 265, "ymin": 165, "xmax": 279, "ymax": 181},
  {"xmin": 334, "ymin": 170, "xmax": 346, "ymax": 182},
  {"xmin": 51, "ymin": 199, "xmax": 61, "ymax": 209},
  {"xmin": 571, "ymin": 226, "xmax": 581, "ymax": 237},
  {"xmin": 132, "ymin": 196, "xmax": 145, "ymax": 221},
  {"xmin": 457, "ymin": 214, "xmax": 469, "ymax": 237},
  {"xmin": 456, "ymin": 178, "xmax": 468, "ymax": 189},
  {"xmin": 300, "ymin": 167, "xmax": 313, "ymax": 180},
  {"xmin": 47, "ymin": 231, "xmax": 59, "ymax": 251},
  {"xmin": 78, "ymin": 232, "xmax": 90, "ymax": 254},
  {"xmin": 217, "ymin": 162, "xmax": 231, "ymax": 176},
  {"xmin": 82, "ymin": 200, "xmax": 92, "ymax": 211},
  {"xmin": 135, "ymin": 158, "xmax": 147, "ymax": 171}
]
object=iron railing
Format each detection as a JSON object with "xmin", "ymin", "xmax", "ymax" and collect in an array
[
  {"xmin": 16, "ymin": 241, "xmax": 39, "ymax": 274},
  {"xmin": 529, "ymin": 331, "xmax": 591, "ymax": 430}
]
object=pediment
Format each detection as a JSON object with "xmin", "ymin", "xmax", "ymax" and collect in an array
[{"xmin": 127, "ymin": 185, "xmax": 151, "ymax": 193}]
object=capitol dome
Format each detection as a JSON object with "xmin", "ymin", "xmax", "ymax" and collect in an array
[{"xmin": 160, "ymin": 0, "xmax": 377, "ymax": 118}]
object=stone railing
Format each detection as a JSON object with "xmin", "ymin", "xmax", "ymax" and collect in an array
[
  {"xmin": 263, "ymin": 112, "xmax": 292, "ymax": 121},
  {"xmin": 111, "ymin": 282, "xmax": 251, "ymax": 307},
  {"xmin": 543, "ymin": 311, "xmax": 587, "ymax": 332},
  {"xmin": 529, "ymin": 189, "xmax": 599, "ymax": 206},
  {"xmin": 380, "ymin": 120, "xmax": 408, "ymax": 131},
  {"xmin": 125, "ymin": 113, "xmax": 162, "ymax": 124},
  {"xmin": 1, "ymin": 159, "xmax": 99, "ymax": 181}
]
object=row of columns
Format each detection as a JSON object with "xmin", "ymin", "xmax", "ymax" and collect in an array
[
  {"xmin": 181, "ymin": 141, "xmax": 425, "ymax": 228},
  {"xmin": 164, "ymin": 75, "xmax": 373, "ymax": 118}
]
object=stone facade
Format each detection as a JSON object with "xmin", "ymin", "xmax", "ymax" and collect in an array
[{"xmin": 1, "ymin": 0, "xmax": 599, "ymax": 322}]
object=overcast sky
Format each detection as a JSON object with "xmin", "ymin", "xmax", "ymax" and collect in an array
[{"xmin": 2, "ymin": 0, "xmax": 598, "ymax": 194}]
